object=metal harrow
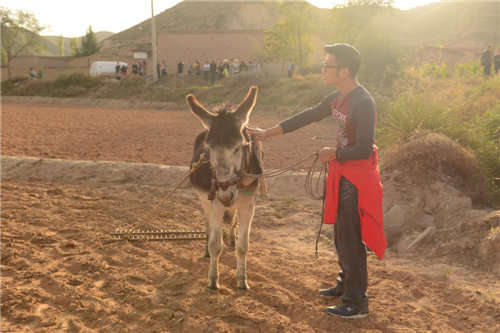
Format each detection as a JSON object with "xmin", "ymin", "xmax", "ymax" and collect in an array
[{"xmin": 110, "ymin": 229, "xmax": 207, "ymax": 241}]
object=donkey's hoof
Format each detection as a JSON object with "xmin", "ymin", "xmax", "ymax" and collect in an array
[
  {"xmin": 237, "ymin": 281, "xmax": 250, "ymax": 290},
  {"xmin": 208, "ymin": 281, "xmax": 219, "ymax": 290}
]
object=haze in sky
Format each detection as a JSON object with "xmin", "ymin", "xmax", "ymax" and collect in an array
[{"xmin": 2, "ymin": 0, "xmax": 437, "ymax": 37}]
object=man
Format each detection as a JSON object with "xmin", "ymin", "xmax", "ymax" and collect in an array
[
  {"xmin": 494, "ymin": 47, "xmax": 500, "ymax": 75},
  {"xmin": 480, "ymin": 44, "xmax": 493, "ymax": 77},
  {"xmin": 288, "ymin": 62, "xmax": 295, "ymax": 78},
  {"xmin": 247, "ymin": 43, "xmax": 386, "ymax": 319}
]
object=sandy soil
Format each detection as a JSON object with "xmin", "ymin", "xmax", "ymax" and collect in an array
[{"xmin": 1, "ymin": 102, "xmax": 500, "ymax": 332}]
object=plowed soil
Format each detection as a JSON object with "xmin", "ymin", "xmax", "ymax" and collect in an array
[{"xmin": 2, "ymin": 102, "xmax": 499, "ymax": 332}]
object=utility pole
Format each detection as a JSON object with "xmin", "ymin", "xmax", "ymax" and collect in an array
[{"xmin": 151, "ymin": 0, "xmax": 158, "ymax": 81}]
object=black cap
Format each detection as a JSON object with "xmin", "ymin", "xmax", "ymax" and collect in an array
[{"xmin": 324, "ymin": 43, "xmax": 361, "ymax": 77}]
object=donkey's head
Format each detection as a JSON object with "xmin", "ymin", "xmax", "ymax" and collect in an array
[{"xmin": 186, "ymin": 86, "xmax": 258, "ymax": 206}]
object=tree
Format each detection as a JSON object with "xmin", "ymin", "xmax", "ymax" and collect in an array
[
  {"xmin": 1, "ymin": 6, "xmax": 44, "ymax": 79},
  {"xmin": 262, "ymin": 2, "xmax": 314, "ymax": 69},
  {"xmin": 58, "ymin": 35, "xmax": 64, "ymax": 56},
  {"xmin": 70, "ymin": 37, "xmax": 79, "ymax": 56},
  {"xmin": 326, "ymin": 0, "xmax": 400, "ymax": 87},
  {"xmin": 71, "ymin": 25, "xmax": 99, "ymax": 57},
  {"xmin": 328, "ymin": 0, "xmax": 394, "ymax": 43}
]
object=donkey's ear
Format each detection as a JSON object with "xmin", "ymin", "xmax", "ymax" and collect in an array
[
  {"xmin": 234, "ymin": 86, "xmax": 258, "ymax": 125},
  {"xmin": 186, "ymin": 94, "xmax": 215, "ymax": 129}
]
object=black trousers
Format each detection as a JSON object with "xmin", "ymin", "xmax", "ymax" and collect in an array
[{"xmin": 334, "ymin": 177, "xmax": 368, "ymax": 307}]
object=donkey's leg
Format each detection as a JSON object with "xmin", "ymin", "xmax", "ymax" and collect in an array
[
  {"xmin": 199, "ymin": 196, "xmax": 212, "ymax": 258},
  {"xmin": 208, "ymin": 200, "xmax": 225, "ymax": 290},
  {"xmin": 223, "ymin": 209, "xmax": 237, "ymax": 248},
  {"xmin": 236, "ymin": 197, "xmax": 256, "ymax": 290}
]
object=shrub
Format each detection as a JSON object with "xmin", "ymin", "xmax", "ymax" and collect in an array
[
  {"xmin": 54, "ymin": 73, "xmax": 103, "ymax": 89},
  {"xmin": 378, "ymin": 86, "xmax": 500, "ymax": 205},
  {"xmin": 1, "ymin": 76, "xmax": 29, "ymax": 95}
]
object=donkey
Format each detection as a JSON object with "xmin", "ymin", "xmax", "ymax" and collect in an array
[{"xmin": 186, "ymin": 86, "xmax": 263, "ymax": 290}]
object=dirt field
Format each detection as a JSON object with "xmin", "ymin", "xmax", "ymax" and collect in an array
[{"xmin": 2, "ymin": 101, "xmax": 500, "ymax": 332}]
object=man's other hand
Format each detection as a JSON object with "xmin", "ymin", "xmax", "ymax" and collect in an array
[{"xmin": 318, "ymin": 147, "xmax": 337, "ymax": 163}]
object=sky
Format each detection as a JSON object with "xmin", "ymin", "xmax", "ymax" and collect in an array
[{"xmin": 1, "ymin": 0, "xmax": 437, "ymax": 38}]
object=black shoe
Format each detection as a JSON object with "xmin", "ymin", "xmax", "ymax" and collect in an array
[
  {"xmin": 319, "ymin": 286, "xmax": 343, "ymax": 297},
  {"xmin": 325, "ymin": 304, "xmax": 369, "ymax": 319}
]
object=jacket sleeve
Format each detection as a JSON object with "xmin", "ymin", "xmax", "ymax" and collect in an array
[
  {"xmin": 337, "ymin": 96, "xmax": 375, "ymax": 161},
  {"xmin": 279, "ymin": 92, "xmax": 338, "ymax": 134}
]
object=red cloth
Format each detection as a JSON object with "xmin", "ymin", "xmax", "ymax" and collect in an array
[{"xmin": 323, "ymin": 146, "xmax": 386, "ymax": 260}]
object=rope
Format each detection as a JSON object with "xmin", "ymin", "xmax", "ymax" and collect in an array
[{"xmin": 118, "ymin": 156, "xmax": 208, "ymax": 215}]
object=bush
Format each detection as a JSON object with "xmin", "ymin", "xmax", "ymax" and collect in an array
[
  {"xmin": 1, "ymin": 76, "xmax": 29, "ymax": 95},
  {"xmin": 54, "ymin": 73, "xmax": 103, "ymax": 89},
  {"xmin": 378, "ymin": 85, "xmax": 500, "ymax": 205}
]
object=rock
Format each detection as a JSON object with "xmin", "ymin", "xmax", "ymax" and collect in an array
[{"xmin": 384, "ymin": 204, "xmax": 408, "ymax": 244}]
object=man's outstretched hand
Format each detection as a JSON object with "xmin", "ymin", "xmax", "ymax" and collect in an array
[{"xmin": 246, "ymin": 126, "xmax": 269, "ymax": 141}]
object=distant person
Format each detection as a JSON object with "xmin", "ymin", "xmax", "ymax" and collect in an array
[
  {"xmin": 231, "ymin": 59, "xmax": 240, "ymax": 75},
  {"xmin": 288, "ymin": 62, "xmax": 295, "ymax": 78},
  {"xmin": 494, "ymin": 47, "xmax": 500, "ymax": 75},
  {"xmin": 210, "ymin": 59, "xmax": 217, "ymax": 84},
  {"xmin": 222, "ymin": 59, "xmax": 230, "ymax": 78},
  {"xmin": 194, "ymin": 60, "xmax": 201, "ymax": 75},
  {"xmin": 177, "ymin": 60, "xmax": 184, "ymax": 74},
  {"xmin": 161, "ymin": 60, "xmax": 167, "ymax": 77},
  {"xmin": 480, "ymin": 44, "xmax": 493, "ymax": 77},
  {"xmin": 138, "ymin": 62, "xmax": 144, "ymax": 76},
  {"xmin": 240, "ymin": 60, "xmax": 248, "ymax": 72},
  {"xmin": 115, "ymin": 62, "xmax": 120, "ymax": 78},
  {"xmin": 120, "ymin": 64, "xmax": 127, "ymax": 78},
  {"xmin": 132, "ymin": 63, "xmax": 138, "ymax": 75},
  {"xmin": 202, "ymin": 60, "xmax": 210, "ymax": 81},
  {"xmin": 29, "ymin": 67, "xmax": 37, "ymax": 79}
]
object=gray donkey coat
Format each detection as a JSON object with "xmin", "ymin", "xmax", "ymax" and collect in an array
[{"xmin": 186, "ymin": 86, "xmax": 263, "ymax": 290}]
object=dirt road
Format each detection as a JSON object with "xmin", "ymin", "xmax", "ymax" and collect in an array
[{"xmin": 1, "ymin": 102, "xmax": 499, "ymax": 332}]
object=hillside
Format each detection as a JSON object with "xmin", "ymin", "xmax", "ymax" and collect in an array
[
  {"xmin": 107, "ymin": 0, "xmax": 498, "ymax": 50},
  {"xmin": 109, "ymin": 0, "xmax": 327, "ymax": 41},
  {"xmin": 397, "ymin": 1, "xmax": 500, "ymax": 47}
]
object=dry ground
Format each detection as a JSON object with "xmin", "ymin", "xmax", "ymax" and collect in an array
[{"xmin": 1, "ymin": 102, "xmax": 499, "ymax": 332}]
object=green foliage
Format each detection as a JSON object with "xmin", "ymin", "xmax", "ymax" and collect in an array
[
  {"xmin": 377, "ymin": 93, "xmax": 451, "ymax": 147},
  {"xmin": 262, "ymin": 2, "xmax": 314, "ymax": 67},
  {"xmin": 418, "ymin": 63, "xmax": 452, "ymax": 78},
  {"xmin": 72, "ymin": 26, "xmax": 99, "ymax": 57},
  {"xmin": 325, "ymin": 1, "xmax": 401, "ymax": 87},
  {"xmin": 454, "ymin": 62, "xmax": 481, "ymax": 78},
  {"xmin": 355, "ymin": 32, "xmax": 401, "ymax": 87},
  {"xmin": 70, "ymin": 38, "xmax": 79, "ymax": 56},
  {"xmin": 53, "ymin": 73, "xmax": 102, "ymax": 89},
  {"xmin": 1, "ymin": 6, "xmax": 45, "ymax": 78},
  {"xmin": 58, "ymin": 35, "xmax": 64, "ymax": 56},
  {"xmin": 464, "ymin": 107, "xmax": 500, "ymax": 203},
  {"xmin": 0, "ymin": 76, "xmax": 29, "ymax": 94},
  {"xmin": 378, "ymin": 75, "xmax": 500, "ymax": 204}
]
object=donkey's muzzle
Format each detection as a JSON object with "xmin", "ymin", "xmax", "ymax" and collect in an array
[{"xmin": 218, "ymin": 189, "xmax": 236, "ymax": 207}]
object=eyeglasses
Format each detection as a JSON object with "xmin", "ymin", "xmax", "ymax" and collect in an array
[{"xmin": 322, "ymin": 62, "xmax": 343, "ymax": 69}]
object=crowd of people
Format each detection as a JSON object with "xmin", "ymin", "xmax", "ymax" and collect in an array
[
  {"xmin": 480, "ymin": 44, "xmax": 500, "ymax": 77},
  {"xmin": 183, "ymin": 58, "xmax": 263, "ymax": 83}
]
